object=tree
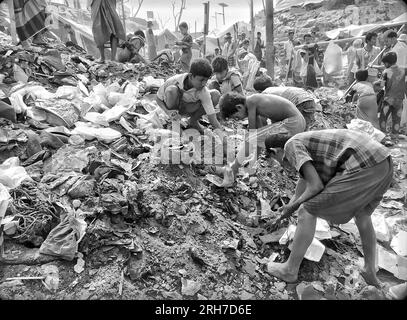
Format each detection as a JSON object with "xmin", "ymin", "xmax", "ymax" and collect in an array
[
  {"xmin": 123, "ymin": 0, "xmax": 144, "ymax": 18},
  {"xmin": 171, "ymin": 0, "xmax": 187, "ymax": 32},
  {"xmin": 157, "ymin": 13, "xmax": 171, "ymax": 30},
  {"xmin": 265, "ymin": 0, "xmax": 274, "ymax": 79}
]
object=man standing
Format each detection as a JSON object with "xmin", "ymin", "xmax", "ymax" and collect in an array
[
  {"xmin": 265, "ymin": 129, "xmax": 393, "ymax": 287},
  {"xmin": 88, "ymin": 0, "xmax": 126, "ymax": 63},
  {"xmin": 386, "ymin": 31, "xmax": 407, "ymax": 71},
  {"xmin": 254, "ymin": 31, "xmax": 265, "ymax": 62},
  {"xmin": 223, "ymin": 32, "xmax": 237, "ymax": 68},
  {"xmin": 356, "ymin": 32, "xmax": 383, "ymax": 83},
  {"xmin": 300, "ymin": 34, "xmax": 320, "ymax": 89},
  {"xmin": 283, "ymin": 30, "xmax": 296, "ymax": 80}
]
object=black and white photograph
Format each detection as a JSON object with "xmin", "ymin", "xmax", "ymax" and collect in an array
[{"xmin": 0, "ymin": 0, "xmax": 406, "ymax": 308}]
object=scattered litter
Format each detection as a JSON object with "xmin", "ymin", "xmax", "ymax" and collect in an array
[
  {"xmin": 390, "ymin": 231, "xmax": 407, "ymax": 257},
  {"xmin": 181, "ymin": 278, "xmax": 201, "ymax": 296}
]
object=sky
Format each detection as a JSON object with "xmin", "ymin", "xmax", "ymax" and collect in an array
[{"xmin": 130, "ymin": 0, "xmax": 264, "ymax": 32}]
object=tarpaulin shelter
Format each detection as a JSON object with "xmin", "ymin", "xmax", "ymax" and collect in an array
[
  {"xmin": 153, "ymin": 28, "xmax": 178, "ymax": 51},
  {"xmin": 274, "ymin": 0, "xmax": 325, "ymax": 12}
]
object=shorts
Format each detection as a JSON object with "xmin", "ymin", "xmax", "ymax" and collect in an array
[
  {"xmin": 303, "ymin": 156, "xmax": 393, "ymax": 225},
  {"xmin": 255, "ymin": 114, "xmax": 306, "ymax": 148}
]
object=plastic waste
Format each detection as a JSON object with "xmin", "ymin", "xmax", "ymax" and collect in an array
[
  {"xmin": 70, "ymin": 122, "xmax": 122, "ymax": 143},
  {"xmin": 92, "ymin": 83, "xmax": 109, "ymax": 107},
  {"xmin": 55, "ymin": 85, "xmax": 82, "ymax": 100},
  {"xmin": 39, "ymin": 213, "xmax": 87, "ymax": 261},
  {"xmin": 0, "ymin": 183, "xmax": 10, "ymax": 220},
  {"xmin": 346, "ymin": 119, "xmax": 385, "ymax": 142},
  {"xmin": 8, "ymin": 93, "xmax": 28, "ymax": 114},
  {"xmin": 143, "ymin": 76, "xmax": 164, "ymax": 88},
  {"xmin": 323, "ymin": 41, "xmax": 343, "ymax": 75},
  {"xmin": 102, "ymin": 104, "xmax": 130, "ymax": 122},
  {"xmin": 0, "ymin": 157, "xmax": 31, "ymax": 189},
  {"xmin": 83, "ymin": 112, "xmax": 109, "ymax": 126},
  {"xmin": 390, "ymin": 231, "xmax": 407, "ymax": 257}
]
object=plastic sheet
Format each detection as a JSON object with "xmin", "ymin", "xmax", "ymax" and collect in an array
[{"xmin": 0, "ymin": 157, "xmax": 31, "ymax": 190}]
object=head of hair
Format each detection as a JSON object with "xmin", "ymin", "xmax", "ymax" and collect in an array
[
  {"xmin": 386, "ymin": 31, "xmax": 398, "ymax": 39},
  {"xmin": 253, "ymin": 75, "xmax": 274, "ymax": 92},
  {"xmin": 355, "ymin": 69, "xmax": 369, "ymax": 81},
  {"xmin": 265, "ymin": 133, "xmax": 291, "ymax": 149},
  {"xmin": 365, "ymin": 32, "xmax": 377, "ymax": 43},
  {"xmin": 212, "ymin": 56, "xmax": 228, "ymax": 73},
  {"xmin": 303, "ymin": 33, "xmax": 312, "ymax": 39},
  {"xmin": 220, "ymin": 92, "xmax": 246, "ymax": 119},
  {"xmin": 257, "ymin": 32, "xmax": 261, "ymax": 36},
  {"xmin": 134, "ymin": 30, "xmax": 145, "ymax": 39},
  {"xmin": 179, "ymin": 22, "xmax": 188, "ymax": 29},
  {"xmin": 382, "ymin": 51, "xmax": 397, "ymax": 65},
  {"xmin": 190, "ymin": 58, "xmax": 213, "ymax": 78}
]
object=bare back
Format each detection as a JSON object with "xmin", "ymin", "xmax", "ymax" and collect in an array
[{"xmin": 246, "ymin": 94, "xmax": 301, "ymax": 122}]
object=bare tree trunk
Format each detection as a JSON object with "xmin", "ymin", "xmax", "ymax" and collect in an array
[
  {"xmin": 250, "ymin": 0, "xmax": 254, "ymax": 52},
  {"xmin": 265, "ymin": 0, "xmax": 274, "ymax": 79},
  {"xmin": 172, "ymin": 0, "xmax": 187, "ymax": 31},
  {"xmin": 133, "ymin": 0, "xmax": 144, "ymax": 18}
]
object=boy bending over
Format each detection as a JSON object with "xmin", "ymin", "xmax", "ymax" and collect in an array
[
  {"xmin": 210, "ymin": 92, "xmax": 306, "ymax": 185},
  {"xmin": 265, "ymin": 129, "xmax": 392, "ymax": 287}
]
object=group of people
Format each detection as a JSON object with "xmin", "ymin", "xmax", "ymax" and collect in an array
[
  {"xmin": 0, "ymin": 0, "xmax": 404, "ymax": 290},
  {"xmin": 153, "ymin": 55, "xmax": 396, "ymax": 287}
]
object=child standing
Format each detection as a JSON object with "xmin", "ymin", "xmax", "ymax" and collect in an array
[
  {"xmin": 379, "ymin": 52, "xmax": 407, "ymax": 140},
  {"xmin": 176, "ymin": 22, "xmax": 193, "ymax": 72},
  {"xmin": 350, "ymin": 69, "xmax": 380, "ymax": 129}
]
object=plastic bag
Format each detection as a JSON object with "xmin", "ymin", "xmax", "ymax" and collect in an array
[
  {"xmin": 0, "ymin": 157, "xmax": 31, "ymax": 189},
  {"xmin": 323, "ymin": 41, "xmax": 343, "ymax": 75},
  {"xmin": 39, "ymin": 214, "xmax": 87, "ymax": 261},
  {"xmin": 71, "ymin": 122, "xmax": 122, "ymax": 143},
  {"xmin": 143, "ymin": 76, "xmax": 164, "ymax": 88},
  {"xmin": 83, "ymin": 112, "xmax": 109, "ymax": 126},
  {"xmin": 346, "ymin": 119, "xmax": 385, "ymax": 142},
  {"xmin": 92, "ymin": 83, "xmax": 109, "ymax": 107},
  {"xmin": 102, "ymin": 104, "xmax": 130, "ymax": 122},
  {"xmin": 8, "ymin": 93, "xmax": 27, "ymax": 114},
  {"xmin": 55, "ymin": 86, "xmax": 82, "ymax": 100},
  {"xmin": 0, "ymin": 183, "xmax": 10, "ymax": 220}
]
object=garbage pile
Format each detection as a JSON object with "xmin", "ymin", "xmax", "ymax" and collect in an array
[{"xmin": 0, "ymin": 30, "xmax": 406, "ymax": 301}]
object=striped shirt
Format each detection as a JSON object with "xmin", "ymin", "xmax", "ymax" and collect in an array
[
  {"xmin": 283, "ymin": 129, "xmax": 391, "ymax": 185},
  {"xmin": 263, "ymin": 87, "xmax": 314, "ymax": 106}
]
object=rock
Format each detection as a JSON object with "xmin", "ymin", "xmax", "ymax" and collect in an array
[
  {"xmin": 242, "ymin": 259, "xmax": 257, "ymax": 277},
  {"xmin": 181, "ymin": 278, "xmax": 201, "ymax": 296},
  {"xmin": 197, "ymin": 293, "xmax": 208, "ymax": 300}
]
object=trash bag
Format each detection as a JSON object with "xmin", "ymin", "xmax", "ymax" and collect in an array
[
  {"xmin": 0, "ymin": 157, "xmax": 31, "ymax": 189},
  {"xmin": 0, "ymin": 183, "xmax": 10, "ymax": 220},
  {"xmin": 55, "ymin": 86, "xmax": 82, "ymax": 100},
  {"xmin": 323, "ymin": 41, "xmax": 343, "ymax": 75},
  {"xmin": 39, "ymin": 213, "xmax": 87, "ymax": 261},
  {"xmin": 70, "ymin": 122, "xmax": 122, "ymax": 143}
]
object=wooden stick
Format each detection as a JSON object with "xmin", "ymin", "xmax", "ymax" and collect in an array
[
  {"xmin": 6, "ymin": 276, "xmax": 45, "ymax": 281},
  {"xmin": 284, "ymin": 54, "xmax": 293, "ymax": 84},
  {"xmin": 339, "ymin": 46, "xmax": 387, "ymax": 100}
]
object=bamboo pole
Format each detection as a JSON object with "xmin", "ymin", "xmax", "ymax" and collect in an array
[{"xmin": 265, "ymin": 0, "xmax": 274, "ymax": 79}]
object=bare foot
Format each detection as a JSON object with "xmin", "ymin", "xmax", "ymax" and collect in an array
[
  {"xmin": 95, "ymin": 59, "xmax": 106, "ymax": 64},
  {"xmin": 360, "ymin": 269, "xmax": 382, "ymax": 288},
  {"xmin": 267, "ymin": 261, "xmax": 298, "ymax": 283}
]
